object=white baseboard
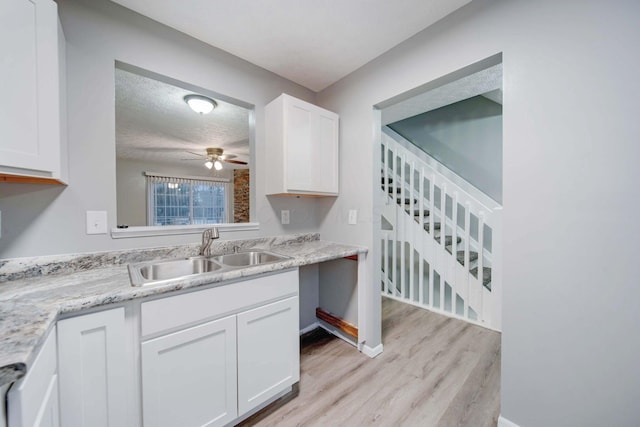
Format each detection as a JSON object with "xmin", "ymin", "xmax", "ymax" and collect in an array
[
  {"xmin": 361, "ymin": 343, "xmax": 384, "ymax": 358},
  {"xmin": 318, "ymin": 320, "xmax": 357, "ymax": 347},
  {"xmin": 498, "ymin": 415, "xmax": 520, "ymax": 427},
  {"xmin": 299, "ymin": 322, "xmax": 320, "ymax": 336}
]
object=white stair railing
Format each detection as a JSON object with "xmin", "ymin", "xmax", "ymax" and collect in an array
[{"xmin": 380, "ymin": 131, "xmax": 503, "ymax": 331}]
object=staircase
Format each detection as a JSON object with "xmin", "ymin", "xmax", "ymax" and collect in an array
[{"xmin": 380, "ymin": 130, "xmax": 502, "ymax": 330}]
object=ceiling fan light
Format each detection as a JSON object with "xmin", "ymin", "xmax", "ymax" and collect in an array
[
  {"xmin": 204, "ymin": 160, "xmax": 214, "ymax": 169},
  {"xmin": 214, "ymin": 160, "xmax": 223, "ymax": 170},
  {"xmin": 184, "ymin": 95, "xmax": 217, "ymax": 114}
]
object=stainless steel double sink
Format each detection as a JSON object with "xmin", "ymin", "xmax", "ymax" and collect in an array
[{"xmin": 127, "ymin": 250, "xmax": 291, "ymax": 286}]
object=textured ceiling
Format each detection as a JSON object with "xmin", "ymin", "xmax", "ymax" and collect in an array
[
  {"xmin": 115, "ymin": 68, "xmax": 250, "ymax": 169},
  {"xmin": 381, "ymin": 63, "xmax": 503, "ymax": 125},
  {"xmin": 109, "ymin": 0, "xmax": 471, "ymax": 91}
]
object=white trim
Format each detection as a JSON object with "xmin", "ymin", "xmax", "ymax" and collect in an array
[
  {"xmin": 498, "ymin": 415, "xmax": 521, "ymax": 427},
  {"xmin": 361, "ymin": 343, "xmax": 384, "ymax": 358},
  {"xmin": 299, "ymin": 322, "xmax": 320, "ymax": 336},
  {"xmin": 0, "ymin": 383, "xmax": 9, "ymax": 427},
  {"xmin": 317, "ymin": 321, "xmax": 357, "ymax": 347},
  {"xmin": 110, "ymin": 222, "xmax": 259, "ymax": 239},
  {"xmin": 144, "ymin": 171, "xmax": 230, "ymax": 183}
]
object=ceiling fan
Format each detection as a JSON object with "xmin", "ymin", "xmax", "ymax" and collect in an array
[{"xmin": 182, "ymin": 147, "xmax": 248, "ymax": 170}]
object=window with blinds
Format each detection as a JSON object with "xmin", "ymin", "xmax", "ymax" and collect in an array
[{"xmin": 146, "ymin": 174, "xmax": 230, "ymax": 225}]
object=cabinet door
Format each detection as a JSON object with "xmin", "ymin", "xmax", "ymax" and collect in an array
[
  {"xmin": 285, "ymin": 98, "xmax": 315, "ymax": 192},
  {"xmin": 7, "ymin": 328, "xmax": 59, "ymax": 427},
  {"xmin": 283, "ymin": 96, "xmax": 339, "ymax": 195},
  {"xmin": 315, "ymin": 111, "xmax": 339, "ymax": 194},
  {"xmin": 237, "ymin": 296, "xmax": 299, "ymax": 415},
  {"xmin": 32, "ymin": 376, "xmax": 59, "ymax": 427},
  {"xmin": 57, "ymin": 308, "xmax": 130, "ymax": 427},
  {"xmin": 0, "ymin": 0, "xmax": 61, "ymax": 177},
  {"xmin": 141, "ymin": 315, "xmax": 237, "ymax": 427}
]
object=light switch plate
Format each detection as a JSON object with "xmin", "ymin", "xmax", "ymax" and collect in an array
[
  {"xmin": 86, "ymin": 211, "xmax": 108, "ymax": 234},
  {"xmin": 348, "ymin": 209, "xmax": 357, "ymax": 225},
  {"xmin": 281, "ymin": 210, "xmax": 290, "ymax": 225}
]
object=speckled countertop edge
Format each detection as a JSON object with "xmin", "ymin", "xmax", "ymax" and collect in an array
[{"xmin": 0, "ymin": 234, "xmax": 367, "ymax": 386}]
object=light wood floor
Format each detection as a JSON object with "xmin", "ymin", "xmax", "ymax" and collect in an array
[{"xmin": 240, "ymin": 296, "xmax": 501, "ymax": 427}]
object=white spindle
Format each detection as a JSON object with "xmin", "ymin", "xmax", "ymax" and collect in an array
[
  {"xmin": 429, "ymin": 175, "xmax": 436, "ymax": 238},
  {"xmin": 383, "ymin": 140, "xmax": 389, "ymax": 199},
  {"xmin": 409, "ymin": 161, "xmax": 416, "ymax": 301},
  {"xmin": 451, "ymin": 192, "xmax": 459, "ymax": 312},
  {"xmin": 477, "ymin": 212, "xmax": 485, "ymax": 323},
  {"xmin": 418, "ymin": 167, "xmax": 425, "ymax": 305},
  {"xmin": 399, "ymin": 156, "xmax": 406, "ymax": 299},
  {"xmin": 464, "ymin": 202, "xmax": 471, "ymax": 319},
  {"xmin": 440, "ymin": 184, "xmax": 447, "ymax": 252},
  {"xmin": 440, "ymin": 183, "xmax": 447, "ymax": 312},
  {"xmin": 391, "ymin": 148, "xmax": 398, "ymax": 296}
]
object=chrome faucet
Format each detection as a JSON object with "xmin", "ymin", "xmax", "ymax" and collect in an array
[{"xmin": 199, "ymin": 227, "xmax": 220, "ymax": 256}]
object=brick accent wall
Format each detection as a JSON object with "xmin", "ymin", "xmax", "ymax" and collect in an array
[{"xmin": 233, "ymin": 169, "xmax": 250, "ymax": 222}]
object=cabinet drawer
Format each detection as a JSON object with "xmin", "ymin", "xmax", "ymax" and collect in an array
[{"xmin": 141, "ymin": 269, "xmax": 298, "ymax": 338}]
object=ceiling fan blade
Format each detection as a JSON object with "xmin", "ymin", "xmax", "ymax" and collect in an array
[
  {"xmin": 220, "ymin": 154, "xmax": 237, "ymax": 160},
  {"xmin": 180, "ymin": 158, "xmax": 205, "ymax": 161},
  {"xmin": 186, "ymin": 151, "xmax": 205, "ymax": 157},
  {"xmin": 225, "ymin": 159, "xmax": 248, "ymax": 165}
]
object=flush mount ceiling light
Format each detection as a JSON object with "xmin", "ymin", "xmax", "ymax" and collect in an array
[{"xmin": 184, "ymin": 94, "xmax": 217, "ymax": 114}]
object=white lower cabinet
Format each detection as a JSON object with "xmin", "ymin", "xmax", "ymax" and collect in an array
[
  {"xmin": 141, "ymin": 315, "xmax": 238, "ymax": 427},
  {"xmin": 140, "ymin": 270, "xmax": 300, "ymax": 427},
  {"xmin": 3, "ymin": 270, "xmax": 300, "ymax": 427},
  {"xmin": 57, "ymin": 307, "xmax": 130, "ymax": 427},
  {"xmin": 237, "ymin": 297, "xmax": 299, "ymax": 416},
  {"xmin": 7, "ymin": 328, "xmax": 59, "ymax": 427}
]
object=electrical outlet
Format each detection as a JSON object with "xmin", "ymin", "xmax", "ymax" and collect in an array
[
  {"xmin": 348, "ymin": 209, "xmax": 357, "ymax": 225},
  {"xmin": 281, "ymin": 210, "xmax": 290, "ymax": 225},
  {"xmin": 86, "ymin": 211, "xmax": 108, "ymax": 235}
]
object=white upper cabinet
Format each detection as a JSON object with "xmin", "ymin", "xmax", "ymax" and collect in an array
[
  {"xmin": 0, "ymin": 0, "xmax": 67, "ymax": 183},
  {"xmin": 265, "ymin": 94, "xmax": 339, "ymax": 196}
]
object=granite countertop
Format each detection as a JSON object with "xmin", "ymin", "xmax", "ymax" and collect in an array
[{"xmin": 0, "ymin": 233, "xmax": 367, "ymax": 386}]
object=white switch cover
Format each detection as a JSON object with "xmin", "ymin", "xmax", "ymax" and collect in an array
[
  {"xmin": 86, "ymin": 211, "xmax": 108, "ymax": 234},
  {"xmin": 281, "ymin": 210, "xmax": 290, "ymax": 225},
  {"xmin": 348, "ymin": 210, "xmax": 358, "ymax": 225}
]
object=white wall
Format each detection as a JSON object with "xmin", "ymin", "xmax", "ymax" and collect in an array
[
  {"xmin": 317, "ymin": 0, "xmax": 640, "ymax": 425},
  {"xmin": 0, "ymin": 0, "xmax": 320, "ymax": 258},
  {"xmin": 116, "ymin": 158, "xmax": 232, "ymax": 226}
]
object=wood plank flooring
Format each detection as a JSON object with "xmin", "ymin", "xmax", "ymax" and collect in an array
[{"xmin": 239, "ymin": 297, "xmax": 501, "ymax": 427}]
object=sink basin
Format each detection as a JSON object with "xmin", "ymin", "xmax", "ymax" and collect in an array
[
  {"xmin": 215, "ymin": 250, "xmax": 290, "ymax": 267},
  {"xmin": 128, "ymin": 257, "xmax": 223, "ymax": 286},
  {"xmin": 127, "ymin": 250, "xmax": 291, "ymax": 286}
]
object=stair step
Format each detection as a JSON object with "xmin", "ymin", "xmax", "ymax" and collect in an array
[
  {"xmin": 449, "ymin": 250, "xmax": 479, "ymax": 266},
  {"xmin": 470, "ymin": 266, "xmax": 492, "ymax": 290},
  {"xmin": 407, "ymin": 209, "xmax": 430, "ymax": 217},
  {"xmin": 397, "ymin": 198, "xmax": 417, "ymax": 205},
  {"xmin": 435, "ymin": 235, "xmax": 462, "ymax": 246},
  {"xmin": 423, "ymin": 222, "xmax": 441, "ymax": 232},
  {"xmin": 384, "ymin": 186, "xmax": 402, "ymax": 194}
]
